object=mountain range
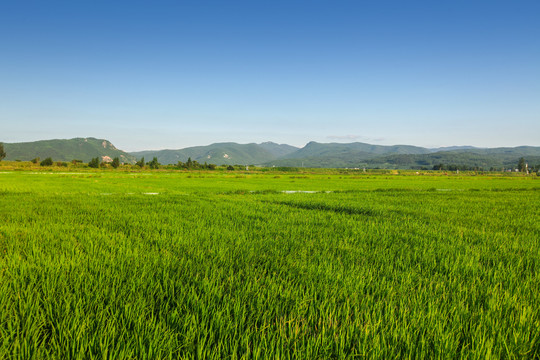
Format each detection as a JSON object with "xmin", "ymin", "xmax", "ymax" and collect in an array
[
  {"xmin": 2, "ymin": 138, "xmax": 540, "ymax": 170},
  {"xmin": 130, "ymin": 142, "xmax": 298, "ymax": 166}
]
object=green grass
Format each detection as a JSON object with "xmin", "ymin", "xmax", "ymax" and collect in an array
[{"xmin": 0, "ymin": 171, "xmax": 539, "ymax": 359}]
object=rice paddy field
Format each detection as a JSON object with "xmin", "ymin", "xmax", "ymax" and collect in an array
[{"xmin": 0, "ymin": 169, "xmax": 539, "ymax": 359}]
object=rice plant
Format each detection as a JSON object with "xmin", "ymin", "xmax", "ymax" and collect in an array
[{"xmin": 0, "ymin": 171, "xmax": 538, "ymax": 358}]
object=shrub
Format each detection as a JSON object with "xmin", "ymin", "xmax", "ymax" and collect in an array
[
  {"xmin": 88, "ymin": 157, "xmax": 100, "ymax": 168},
  {"xmin": 111, "ymin": 157, "xmax": 120, "ymax": 168},
  {"xmin": 148, "ymin": 157, "xmax": 160, "ymax": 169},
  {"xmin": 40, "ymin": 157, "xmax": 53, "ymax": 166}
]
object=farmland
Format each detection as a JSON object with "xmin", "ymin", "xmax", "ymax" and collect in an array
[{"xmin": 0, "ymin": 169, "xmax": 539, "ymax": 359}]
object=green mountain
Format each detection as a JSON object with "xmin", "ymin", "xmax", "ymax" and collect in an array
[
  {"xmin": 363, "ymin": 151, "xmax": 540, "ymax": 170},
  {"xmin": 264, "ymin": 141, "xmax": 432, "ymax": 167},
  {"xmin": 283, "ymin": 141, "xmax": 431, "ymax": 159},
  {"xmin": 265, "ymin": 143, "xmax": 540, "ymax": 170},
  {"xmin": 257, "ymin": 142, "xmax": 299, "ymax": 158},
  {"xmin": 130, "ymin": 142, "xmax": 299, "ymax": 165},
  {"xmin": 3, "ymin": 138, "xmax": 136, "ymax": 163},
  {"xmin": 2, "ymin": 138, "xmax": 539, "ymax": 170},
  {"xmin": 445, "ymin": 146, "xmax": 540, "ymax": 157}
]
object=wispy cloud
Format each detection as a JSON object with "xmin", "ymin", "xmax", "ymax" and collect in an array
[
  {"xmin": 327, "ymin": 135, "xmax": 386, "ymax": 143},
  {"xmin": 327, "ymin": 135, "xmax": 361, "ymax": 141}
]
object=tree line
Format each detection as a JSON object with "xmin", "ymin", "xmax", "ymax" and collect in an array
[{"xmin": 431, "ymin": 157, "xmax": 539, "ymax": 172}]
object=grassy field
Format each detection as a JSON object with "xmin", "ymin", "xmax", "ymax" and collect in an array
[{"xmin": 0, "ymin": 169, "xmax": 539, "ymax": 359}]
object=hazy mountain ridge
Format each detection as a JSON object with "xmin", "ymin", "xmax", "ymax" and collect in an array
[{"xmin": 430, "ymin": 146, "xmax": 479, "ymax": 152}]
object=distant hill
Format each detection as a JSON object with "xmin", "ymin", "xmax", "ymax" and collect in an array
[
  {"xmin": 3, "ymin": 138, "xmax": 136, "ymax": 163},
  {"xmin": 131, "ymin": 140, "xmax": 540, "ymax": 169},
  {"xmin": 362, "ymin": 151, "xmax": 540, "ymax": 170},
  {"xmin": 264, "ymin": 143, "xmax": 540, "ymax": 170},
  {"xmin": 130, "ymin": 142, "xmax": 299, "ymax": 165},
  {"xmin": 264, "ymin": 141, "xmax": 432, "ymax": 167},
  {"xmin": 447, "ymin": 146, "xmax": 540, "ymax": 157},
  {"xmin": 2, "ymin": 138, "xmax": 539, "ymax": 170},
  {"xmin": 257, "ymin": 142, "xmax": 299, "ymax": 158},
  {"xmin": 287, "ymin": 141, "xmax": 430, "ymax": 158}
]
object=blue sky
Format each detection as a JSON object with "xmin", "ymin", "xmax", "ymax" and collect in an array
[{"xmin": 1, "ymin": 0, "xmax": 539, "ymax": 151}]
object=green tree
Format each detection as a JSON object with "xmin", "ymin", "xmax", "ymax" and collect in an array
[
  {"xmin": 433, "ymin": 163, "xmax": 445, "ymax": 171},
  {"xmin": 111, "ymin": 157, "xmax": 120, "ymax": 168},
  {"xmin": 186, "ymin": 157, "xmax": 193, "ymax": 168},
  {"xmin": 0, "ymin": 143, "xmax": 5, "ymax": 161},
  {"xmin": 88, "ymin": 157, "xmax": 100, "ymax": 168},
  {"xmin": 31, "ymin": 157, "xmax": 40, "ymax": 164},
  {"xmin": 136, "ymin": 157, "xmax": 145, "ymax": 168},
  {"xmin": 40, "ymin": 157, "xmax": 53, "ymax": 166},
  {"xmin": 148, "ymin": 157, "xmax": 160, "ymax": 169},
  {"xmin": 517, "ymin": 157, "xmax": 526, "ymax": 172}
]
